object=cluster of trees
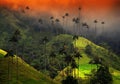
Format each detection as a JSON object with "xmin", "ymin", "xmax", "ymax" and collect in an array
[{"xmin": 0, "ymin": 6, "xmax": 115, "ymax": 84}]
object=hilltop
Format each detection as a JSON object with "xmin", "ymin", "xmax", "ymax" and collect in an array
[{"xmin": 51, "ymin": 35, "xmax": 120, "ymax": 84}]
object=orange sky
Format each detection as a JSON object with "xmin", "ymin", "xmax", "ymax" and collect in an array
[
  {"xmin": 0, "ymin": 0, "xmax": 114, "ymax": 12},
  {"xmin": 0, "ymin": 0, "xmax": 120, "ymax": 33},
  {"xmin": 0, "ymin": 0, "xmax": 116, "ymax": 19}
]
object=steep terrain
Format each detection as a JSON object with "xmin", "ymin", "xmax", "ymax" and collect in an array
[
  {"xmin": 0, "ymin": 49, "xmax": 59, "ymax": 84},
  {"xmin": 52, "ymin": 35, "xmax": 120, "ymax": 84},
  {"xmin": 0, "ymin": 6, "xmax": 120, "ymax": 84}
]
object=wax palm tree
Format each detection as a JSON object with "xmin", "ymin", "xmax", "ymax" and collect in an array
[
  {"xmin": 76, "ymin": 18, "xmax": 80, "ymax": 35},
  {"xmin": 65, "ymin": 13, "xmax": 69, "ymax": 17},
  {"xmin": 55, "ymin": 18, "xmax": 60, "ymax": 23},
  {"xmin": 78, "ymin": 7, "xmax": 81, "ymax": 35},
  {"xmin": 94, "ymin": 20, "xmax": 98, "ymax": 35},
  {"xmin": 50, "ymin": 17, "xmax": 54, "ymax": 25},
  {"xmin": 50, "ymin": 16, "xmax": 54, "ymax": 32},
  {"xmin": 65, "ymin": 13, "xmax": 69, "ymax": 34},
  {"xmin": 94, "ymin": 20, "xmax": 98, "ymax": 43},
  {"xmin": 42, "ymin": 36, "xmax": 49, "ymax": 72},
  {"xmin": 78, "ymin": 7, "xmax": 81, "ymax": 12},
  {"xmin": 9, "ymin": 29, "xmax": 21, "ymax": 83},
  {"xmin": 101, "ymin": 21, "xmax": 105, "ymax": 34},
  {"xmin": 62, "ymin": 16, "xmax": 65, "ymax": 34},
  {"xmin": 26, "ymin": 6, "xmax": 30, "ymax": 10},
  {"xmin": 72, "ymin": 17, "xmax": 79, "ymax": 35},
  {"xmin": 72, "ymin": 18, "xmax": 76, "ymax": 35},
  {"xmin": 72, "ymin": 18, "xmax": 79, "ymax": 35},
  {"xmin": 38, "ymin": 18, "xmax": 43, "ymax": 32},
  {"xmin": 82, "ymin": 22, "xmax": 89, "ymax": 37},
  {"xmin": 86, "ymin": 25, "xmax": 90, "ymax": 38},
  {"xmin": 50, "ymin": 16, "xmax": 54, "ymax": 20},
  {"xmin": 55, "ymin": 18, "xmax": 60, "ymax": 35},
  {"xmin": 4, "ymin": 49, "xmax": 14, "ymax": 84},
  {"xmin": 38, "ymin": 18, "xmax": 43, "ymax": 24}
]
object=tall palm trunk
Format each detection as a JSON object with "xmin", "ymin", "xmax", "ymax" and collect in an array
[
  {"xmin": 62, "ymin": 16, "xmax": 65, "ymax": 34},
  {"xmin": 65, "ymin": 17, "xmax": 67, "ymax": 34},
  {"xmin": 101, "ymin": 22, "xmax": 105, "ymax": 35},
  {"xmin": 95, "ymin": 23, "xmax": 97, "ymax": 37},
  {"xmin": 44, "ymin": 42, "xmax": 47, "ymax": 73},
  {"xmin": 78, "ymin": 58, "xmax": 80, "ymax": 78},
  {"xmin": 78, "ymin": 7, "xmax": 81, "ymax": 35},
  {"xmin": 15, "ymin": 43, "xmax": 19, "ymax": 83},
  {"xmin": 75, "ymin": 23, "xmax": 78, "ymax": 36},
  {"xmin": 8, "ymin": 57, "xmax": 10, "ymax": 84},
  {"xmin": 94, "ymin": 20, "xmax": 98, "ymax": 43}
]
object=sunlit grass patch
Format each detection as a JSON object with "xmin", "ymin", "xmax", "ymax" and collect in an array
[{"xmin": 0, "ymin": 49, "xmax": 7, "ymax": 57}]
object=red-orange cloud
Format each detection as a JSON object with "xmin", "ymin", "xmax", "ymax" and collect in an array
[
  {"xmin": 0, "ymin": 0, "xmax": 114, "ymax": 11},
  {"xmin": 0, "ymin": 0, "xmax": 116, "ymax": 20}
]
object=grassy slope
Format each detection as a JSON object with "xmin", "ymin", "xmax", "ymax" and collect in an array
[
  {"xmin": 0, "ymin": 49, "xmax": 59, "ymax": 84},
  {"xmin": 54, "ymin": 35, "xmax": 120, "ymax": 84}
]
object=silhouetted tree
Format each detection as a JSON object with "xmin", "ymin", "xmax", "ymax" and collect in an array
[
  {"xmin": 38, "ymin": 18, "xmax": 43, "ymax": 24},
  {"xmin": 4, "ymin": 49, "xmax": 14, "ymax": 84},
  {"xmin": 50, "ymin": 16, "xmax": 54, "ymax": 32},
  {"xmin": 26, "ymin": 6, "xmax": 30, "ymax": 10},
  {"xmin": 73, "ymin": 17, "xmax": 79, "ymax": 35},
  {"xmin": 82, "ymin": 22, "xmax": 89, "ymax": 37},
  {"xmin": 101, "ymin": 21, "xmax": 105, "ymax": 34},
  {"xmin": 9, "ymin": 29, "xmax": 21, "ymax": 83},
  {"xmin": 42, "ymin": 36, "xmax": 49, "ymax": 72},
  {"xmin": 55, "ymin": 18, "xmax": 60, "ymax": 35},
  {"xmin": 90, "ymin": 66, "xmax": 112, "ymax": 84},
  {"xmin": 65, "ymin": 13, "xmax": 69, "ymax": 34},
  {"xmin": 94, "ymin": 20, "xmax": 98, "ymax": 43},
  {"xmin": 72, "ymin": 18, "xmax": 76, "ymax": 35},
  {"xmin": 62, "ymin": 16, "xmax": 65, "ymax": 33},
  {"xmin": 76, "ymin": 18, "xmax": 80, "ymax": 35},
  {"xmin": 78, "ymin": 7, "xmax": 82, "ymax": 35}
]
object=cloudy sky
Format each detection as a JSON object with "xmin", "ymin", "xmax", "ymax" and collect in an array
[{"xmin": 0, "ymin": 0, "xmax": 120, "ymax": 36}]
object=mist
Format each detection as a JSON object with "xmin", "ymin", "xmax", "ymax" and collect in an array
[{"xmin": 0, "ymin": 0, "xmax": 120, "ymax": 38}]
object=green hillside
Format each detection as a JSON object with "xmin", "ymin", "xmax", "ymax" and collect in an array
[
  {"xmin": 53, "ymin": 35, "xmax": 120, "ymax": 84},
  {"xmin": 0, "ymin": 49, "xmax": 59, "ymax": 84},
  {"xmin": 0, "ymin": 6, "xmax": 120, "ymax": 84}
]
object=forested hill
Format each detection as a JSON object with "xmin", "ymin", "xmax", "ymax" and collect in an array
[
  {"xmin": 0, "ymin": 6, "xmax": 120, "ymax": 84},
  {"xmin": 0, "ymin": 49, "xmax": 59, "ymax": 84}
]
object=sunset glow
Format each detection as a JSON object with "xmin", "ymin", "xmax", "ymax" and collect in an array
[
  {"xmin": 0, "ymin": 0, "xmax": 119, "ymax": 31},
  {"xmin": 0, "ymin": 0, "xmax": 115, "ymax": 12}
]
